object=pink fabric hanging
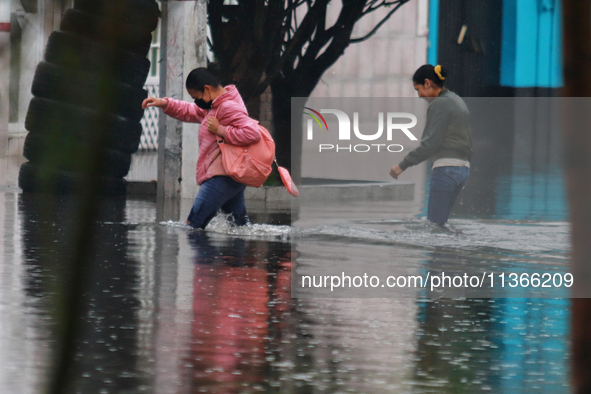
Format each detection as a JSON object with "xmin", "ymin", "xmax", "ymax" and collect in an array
[{"xmin": 277, "ymin": 166, "xmax": 299, "ymax": 197}]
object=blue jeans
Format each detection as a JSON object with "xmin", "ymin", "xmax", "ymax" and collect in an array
[
  {"xmin": 187, "ymin": 176, "xmax": 249, "ymax": 229},
  {"xmin": 427, "ymin": 166, "xmax": 470, "ymax": 226}
]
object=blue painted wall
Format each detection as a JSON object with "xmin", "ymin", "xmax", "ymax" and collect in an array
[
  {"xmin": 429, "ymin": 0, "xmax": 563, "ymax": 88},
  {"xmin": 500, "ymin": 0, "xmax": 563, "ymax": 88},
  {"xmin": 427, "ymin": 0, "xmax": 439, "ymax": 65}
]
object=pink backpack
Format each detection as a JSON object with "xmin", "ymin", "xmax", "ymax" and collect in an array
[
  {"xmin": 214, "ymin": 103, "xmax": 299, "ymax": 196},
  {"xmin": 215, "ymin": 104, "xmax": 275, "ymax": 187}
]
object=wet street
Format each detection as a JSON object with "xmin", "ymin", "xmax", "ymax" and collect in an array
[
  {"xmin": 0, "ymin": 154, "xmax": 571, "ymax": 393},
  {"xmin": 0, "ymin": 0, "xmax": 580, "ymax": 389}
]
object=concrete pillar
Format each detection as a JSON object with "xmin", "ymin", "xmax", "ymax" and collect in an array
[
  {"xmin": 0, "ymin": 1, "xmax": 10, "ymax": 156},
  {"xmin": 157, "ymin": 0, "xmax": 207, "ymax": 201},
  {"xmin": 8, "ymin": 0, "xmax": 49, "ymax": 156}
]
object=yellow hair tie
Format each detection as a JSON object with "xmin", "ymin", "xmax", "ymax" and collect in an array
[{"xmin": 434, "ymin": 65, "xmax": 445, "ymax": 80}]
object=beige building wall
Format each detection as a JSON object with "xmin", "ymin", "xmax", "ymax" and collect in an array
[
  {"xmin": 310, "ymin": 0, "xmax": 429, "ymax": 99},
  {"xmin": 304, "ymin": 0, "xmax": 431, "ymax": 203}
]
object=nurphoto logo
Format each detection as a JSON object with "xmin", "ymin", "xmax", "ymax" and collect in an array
[{"xmin": 303, "ymin": 107, "xmax": 419, "ymax": 153}]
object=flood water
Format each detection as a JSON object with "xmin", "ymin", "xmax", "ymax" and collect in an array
[
  {"xmin": 0, "ymin": 102, "xmax": 572, "ymax": 394},
  {"xmin": 0, "ymin": 165, "xmax": 571, "ymax": 394}
]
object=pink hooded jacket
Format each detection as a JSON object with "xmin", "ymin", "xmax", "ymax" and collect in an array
[{"xmin": 161, "ymin": 85, "xmax": 261, "ymax": 185}]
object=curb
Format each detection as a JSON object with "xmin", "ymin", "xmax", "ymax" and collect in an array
[
  {"xmin": 127, "ymin": 181, "xmax": 414, "ymax": 202},
  {"xmin": 296, "ymin": 182, "xmax": 414, "ymax": 202}
]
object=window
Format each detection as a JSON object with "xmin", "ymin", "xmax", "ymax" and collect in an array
[{"xmin": 147, "ymin": 1, "xmax": 161, "ymax": 81}]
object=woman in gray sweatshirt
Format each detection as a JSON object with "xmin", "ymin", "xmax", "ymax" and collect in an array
[{"xmin": 390, "ymin": 64, "xmax": 473, "ymax": 229}]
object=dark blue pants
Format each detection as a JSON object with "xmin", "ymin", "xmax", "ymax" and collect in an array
[
  {"xmin": 427, "ymin": 166, "xmax": 470, "ymax": 226},
  {"xmin": 187, "ymin": 176, "xmax": 249, "ymax": 229}
]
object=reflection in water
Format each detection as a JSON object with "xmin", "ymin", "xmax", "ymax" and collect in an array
[
  {"xmin": 18, "ymin": 194, "xmax": 145, "ymax": 393},
  {"xmin": 414, "ymin": 298, "xmax": 569, "ymax": 393},
  {"xmin": 0, "ymin": 170, "xmax": 571, "ymax": 393},
  {"xmin": 186, "ymin": 231, "xmax": 292, "ymax": 391}
]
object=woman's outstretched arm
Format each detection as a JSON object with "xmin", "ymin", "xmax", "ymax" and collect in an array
[{"xmin": 142, "ymin": 97, "xmax": 208, "ymax": 124}]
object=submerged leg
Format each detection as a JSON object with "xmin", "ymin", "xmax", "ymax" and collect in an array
[
  {"xmin": 427, "ymin": 168, "xmax": 459, "ymax": 226},
  {"xmin": 187, "ymin": 177, "xmax": 247, "ymax": 229},
  {"xmin": 220, "ymin": 188, "xmax": 249, "ymax": 226}
]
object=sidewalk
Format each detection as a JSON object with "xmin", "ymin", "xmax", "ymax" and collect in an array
[{"xmin": 4, "ymin": 153, "xmax": 415, "ymax": 203}]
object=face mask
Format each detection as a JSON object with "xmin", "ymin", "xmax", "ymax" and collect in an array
[
  {"xmin": 194, "ymin": 98, "xmax": 213, "ymax": 110},
  {"xmin": 193, "ymin": 87, "xmax": 213, "ymax": 110}
]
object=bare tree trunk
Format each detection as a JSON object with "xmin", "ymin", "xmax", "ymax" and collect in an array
[
  {"xmin": 270, "ymin": 75, "xmax": 317, "ymax": 184},
  {"xmin": 562, "ymin": 1, "xmax": 591, "ymax": 393},
  {"xmin": 270, "ymin": 78, "xmax": 294, "ymax": 177}
]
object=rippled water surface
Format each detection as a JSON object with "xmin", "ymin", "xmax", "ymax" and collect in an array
[{"xmin": 0, "ymin": 169, "xmax": 571, "ymax": 393}]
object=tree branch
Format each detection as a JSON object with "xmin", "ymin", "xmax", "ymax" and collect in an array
[
  {"xmin": 207, "ymin": 0, "xmax": 234, "ymax": 83},
  {"xmin": 209, "ymin": 0, "xmax": 411, "ymax": 99},
  {"xmin": 362, "ymin": 0, "xmax": 402, "ymax": 16},
  {"xmin": 304, "ymin": 0, "xmax": 367, "ymax": 82},
  {"xmin": 297, "ymin": 5, "xmax": 329, "ymax": 69},
  {"xmin": 254, "ymin": 0, "xmax": 329, "ymax": 95},
  {"xmin": 350, "ymin": 0, "xmax": 409, "ymax": 44}
]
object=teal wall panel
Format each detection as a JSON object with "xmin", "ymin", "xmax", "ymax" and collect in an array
[
  {"xmin": 428, "ymin": 0, "xmax": 439, "ymax": 66},
  {"xmin": 501, "ymin": 0, "xmax": 562, "ymax": 88}
]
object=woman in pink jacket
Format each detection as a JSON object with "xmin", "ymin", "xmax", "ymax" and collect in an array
[{"xmin": 142, "ymin": 67, "xmax": 261, "ymax": 229}]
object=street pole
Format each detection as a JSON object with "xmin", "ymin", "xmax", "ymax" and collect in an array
[
  {"xmin": 0, "ymin": 1, "xmax": 10, "ymax": 156},
  {"xmin": 157, "ymin": 0, "xmax": 207, "ymax": 205}
]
